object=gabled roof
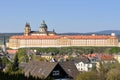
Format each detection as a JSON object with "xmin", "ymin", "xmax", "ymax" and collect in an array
[
  {"xmin": 85, "ymin": 53, "xmax": 115, "ymax": 61},
  {"xmin": 24, "ymin": 61, "xmax": 57, "ymax": 78},
  {"xmin": 23, "ymin": 61, "xmax": 79, "ymax": 79},
  {"xmin": 73, "ymin": 55, "xmax": 90, "ymax": 63},
  {"xmin": 59, "ymin": 61, "xmax": 79, "ymax": 79}
]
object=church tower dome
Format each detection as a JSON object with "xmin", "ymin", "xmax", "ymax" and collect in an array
[{"xmin": 39, "ymin": 20, "xmax": 48, "ymax": 32}]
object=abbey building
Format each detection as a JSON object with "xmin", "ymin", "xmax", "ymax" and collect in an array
[{"xmin": 7, "ymin": 20, "xmax": 119, "ymax": 49}]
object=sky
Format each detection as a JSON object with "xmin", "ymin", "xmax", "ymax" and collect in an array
[{"xmin": 0, "ymin": 0, "xmax": 120, "ymax": 33}]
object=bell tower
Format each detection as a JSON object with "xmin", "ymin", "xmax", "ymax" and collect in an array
[{"xmin": 24, "ymin": 22, "xmax": 31, "ymax": 36}]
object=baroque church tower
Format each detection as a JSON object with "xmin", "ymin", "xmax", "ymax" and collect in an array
[
  {"xmin": 23, "ymin": 20, "xmax": 56, "ymax": 36},
  {"xmin": 39, "ymin": 20, "xmax": 48, "ymax": 33},
  {"xmin": 24, "ymin": 22, "xmax": 31, "ymax": 36}
]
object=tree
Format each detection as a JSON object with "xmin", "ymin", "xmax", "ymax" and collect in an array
[
  {"xmin": 0, "ymin": 57, "xmax": 3, "ymax": 70},
  {"xmin": 11, "ymin": 53, "xmax": 19, "ymax": 71},
  {"xmin": 106, "ymin": 63, "xmax": 120, "ymax": 80},
  {"xmin": 106, "ymin": 68, "xmax": 120, "ymax": 80},
  {"xmin": 24, "ymin": 53, "xmax": 29, "ymax": 62},
  {"xmin": 17, "ymin": 48, "xmax": 29, "ymax": 62},
  {"xmin": 109, "ymin": 47, "xmax": 120, "ymax": 54},
  {"xmin": 76, "ymin": 71, "xmax": 99, "ymax": 80},
  {"xmin": 97, "ymin": 62, "xmax": 106, "ymax": 80}
]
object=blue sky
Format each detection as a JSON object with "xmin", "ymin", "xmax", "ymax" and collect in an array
[{"xmin": 0, "ymin": 0, "xmax": 120, "ymax": 33}]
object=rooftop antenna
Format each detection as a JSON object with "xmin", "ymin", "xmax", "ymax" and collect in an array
[
  {"xmin": 2, "ymin": 35, "xmax": 13, "ymax": 62},
  {"xmin": 2, "ymin": 35, "xmax": 6, "ymax": 55}
]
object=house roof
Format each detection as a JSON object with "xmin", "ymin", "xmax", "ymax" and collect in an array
[
  {"xmin": 85, "ymin": 53, "xmax": 114, "ymax": 61},
  {"xmin": 73, "ymin": 55, "xmax": 90, "ymax": 63},
  {"xmin": 10, "ymin": 35, "xmax": 117, "ymax": 39},
  {"xmin": 59, "ymin": 61, "xmax": 79, "ymax": 79},
  {"xmin": 41, "ymin": 53, "xmax": 52, "ymax": 56},
  {"xmin": 24, "ymin": 61, "xmax": 57, "ymax": 78},
  {"xmin": 99, "ymin": 54, "xmax": 114, "ymax": 61},
  {"xmin": 23, "ymin": 61, "xmax": 79, "ymax": 79},
  {"xmin": 85, "ymin": 53, "xmax": 98, "ymax": 58},
  {"xmin": 7, "ymin": 50, "xmax": 18, "ymax": 54}
]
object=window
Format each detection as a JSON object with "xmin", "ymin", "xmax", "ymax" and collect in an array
[{"xmin": 53, "ymin": 70, "xmax": 60, "ymax": 76}]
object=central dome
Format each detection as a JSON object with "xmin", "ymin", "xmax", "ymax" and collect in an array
[
  {"xmin": 40, "ymin": 20, "xmax": 47, "ymax": 28},
  {"xmin": 25, "ymin": 22, "xmax": 30, "ymax": 27}
]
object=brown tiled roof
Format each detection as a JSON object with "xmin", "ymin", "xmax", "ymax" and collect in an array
[
  {"xmin": 24, "ymin": 61, "xmax": 57, "ymax": 78},
  {"xmin": 59, "ymin": 61, "xmax": 79, "ymax": 80},
  {"xmin": 74, "ymin": 56, "xmax": 90, "ymax": 63},
  {"xmin": 23, "ymin": 61, "xmax": 79, "ymax": 79},
  {"xmin": 10, "ymin": 35, "xmax": 117, "ymax": 39}
]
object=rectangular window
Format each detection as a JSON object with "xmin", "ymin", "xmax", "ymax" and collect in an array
[{"xmin": 53, "ymin": 70, "xmax": 60, "ymax": 76}]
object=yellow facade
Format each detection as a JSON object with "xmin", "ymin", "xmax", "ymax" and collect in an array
[{"xmin": 7, "ymin": 34, "xmax": 119, "ymax": 49}]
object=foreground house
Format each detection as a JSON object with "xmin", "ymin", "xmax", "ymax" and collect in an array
[{"xmin": 22, "ymin": 61, "xmax": 79, "ymax": 80}]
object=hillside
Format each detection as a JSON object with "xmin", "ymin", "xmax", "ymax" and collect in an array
[
  {"xmin": 0, "ymin": 33, "xmax": 23, "ymax": 45},
  {"xmin": 89, "ymin": 30, "xmax": 120, "ymax": 35},
  {"xmin": 59, "ymin": 30, "xmax": 120, "ymax": 35}
]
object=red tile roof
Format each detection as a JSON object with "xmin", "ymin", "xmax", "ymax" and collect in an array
[
  {"xmin": 7, "ymin": 50, "xmax": 18, "ymax": 54},
  {"xmin": 10, "ymin": 35, "xmax": 117, "ymax": 39},
  {"xmin": 10, "ymin": 35, "xmax": 61, "ymax": 39},
  {"xmin": 99, "ymin": 54, "xmax": 114, "ymax": 61},
  {"xmin": 86, "ymin": 53, "xmax": 114, "ymax": 61},
  {"xmin": 86, "ymin": 53, "xmax": 97, "ymax": 58},
  {"xmin": 67, "ymin": 35, "xmax": 116, "ymax": 39}
]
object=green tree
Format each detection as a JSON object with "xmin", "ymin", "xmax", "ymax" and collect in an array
[
  {"xmin": 0, "ymin": 57, "xmax": 3, "ymax": 70},
  {"xmin": 109, "ymin": 47, "xmax": 120, "ymax": 54},
  {"xmin": 76, "ymin": 71, "xmax": 99, "ymax": 80},
  {"xmin": 11, "ymin": 53, "xmax": 19, "ymax": 71},
  {"xmin": 1, "ymin": 56, "xmax": 11, "ymax": 67},
  {"xmin": 97, "ymin": 62, "xmax": 106, "ymax": 80},
  {"xmin": 106, "ymin": 68, "xmax": 120, "ymax": 80},
  {"xmin": 17, "ymin": 48, "xmax": 29, "ymax": 62}
]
